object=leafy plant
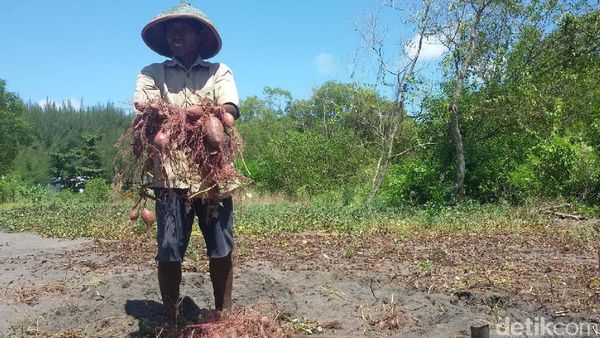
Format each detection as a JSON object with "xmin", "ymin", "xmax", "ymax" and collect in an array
[
  {"xmin": 0, "ymin": 174, "xmax": 23, "ymax": 203},
  {"xmin": 84, "ymin": 177, "xmax": 111, "ymax": 202},
  {"xmin": 509, "ymin": 135, "xmax": 600, "ymax": 202},
  {"xmin": 382, "ymin": 157, "xmax": 453, "ymax": 206}
]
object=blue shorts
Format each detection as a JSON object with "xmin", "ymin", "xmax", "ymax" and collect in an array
[{"xmin": 154, "ymin": 188, "xmax": 234, "ymax": 261}]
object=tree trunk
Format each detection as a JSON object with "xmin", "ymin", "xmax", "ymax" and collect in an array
[
  {"xmin": 449, "ymin": 99, "xmax": 466, "ymax": 199},
  {"xmin": 365, "ymin": 1, "xmax": 431, "ymax": 204},
  {"xmin": 448, "ymin": 1, "xmax": 490, "ymax": 200},
  {"xmin": 367, "ymin": 108, "xmax": 403, "ymax": 204}
]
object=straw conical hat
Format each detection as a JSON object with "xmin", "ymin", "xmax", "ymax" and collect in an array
[{"xmin": 142, "ymin": 1, "xmax": 222, "ymax": 59}]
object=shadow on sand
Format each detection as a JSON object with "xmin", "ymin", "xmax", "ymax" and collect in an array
[{"xmin": 125, "ymin": 296, "xmax": 210, "ymax": 337}]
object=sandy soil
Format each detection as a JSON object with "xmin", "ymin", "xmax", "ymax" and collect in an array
[{"xmin": 0, "ymin": 222, "xmax": 599, "ymax": 337}]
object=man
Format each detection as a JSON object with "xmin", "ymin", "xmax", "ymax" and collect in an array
[{"xmin": 133, "ymin": 1, "xmax": 239, "ymax": 325}]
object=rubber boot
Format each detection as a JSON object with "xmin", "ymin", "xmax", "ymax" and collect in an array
[
  {"xmin": 158, "ymin": 261, "xmax": 182, "ymax": 326},
  {"xmin": 209, "ymin": 253, "xmax": 233, "ymax": 311}
]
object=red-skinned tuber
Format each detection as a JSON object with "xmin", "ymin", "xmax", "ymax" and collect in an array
[
  {"xmin": 128, "ymin": 208, "xmax": 139, "ymax": 222},
  {"xmin": 141, "ymin": 208, "xmax": 155, "ymax": 232},
  {"xmin": 221, "ymin": 112, "xmax": 235, "ymax": 129},
  {"xmin": 153, "ymin": 129, "xmax": 169, "ymax": 150},
  {"xmin": 202, "ymin": 115, "xmax": 225, "ymax": 147}
]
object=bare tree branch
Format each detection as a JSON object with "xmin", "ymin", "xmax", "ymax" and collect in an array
[
  {"xmin": 390, "ymin": 142, "xmax": 437, "ymax": 159},
  {"xmin": 366, "ymin": 0, "xmax": 434, "ymax": 204}
]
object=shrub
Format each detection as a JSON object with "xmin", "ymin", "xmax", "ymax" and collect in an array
[
  {"xmin": 509, "ymin": 135, "xmax": 600, "ymax": 202},
  {"xmin": 0, "ymin": 174, "xmax": 23, "ymax": 203},
  {"xmin": 381, "ymin": 157, "xmax": 453, "ymax": 206},
  {"xmin": 507, "ymin": 162, "xmax": 539, "ymax": 201},
  {"xmin": 84, "ymin": 177, "xmax": 111, "ymax": 202},
  {"xmin": 17, "ymin": 184, "xmax": 51, "ymax": 202},
  {"xmin": 253, "ymin": 130, "xmax": 370, "ymax": 196}
]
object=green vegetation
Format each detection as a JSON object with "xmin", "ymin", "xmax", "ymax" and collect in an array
[
  {"xmin": 0, "ymin": 6, "xmax": 598, "ymax": 240},
  {"xmin": 0, "ymin": 80, "xmax": 31, "ymax": 174},
  {"xmin": 0, "ymin": 180, "xmax": 551, "ymax": 240},
  {"xmin": 235, "ymin": 9, "xmax": 600, "ymax": 207},
  {"xmin": 9, "ymin": 99, "xmax": 130, "ymax": 185}
]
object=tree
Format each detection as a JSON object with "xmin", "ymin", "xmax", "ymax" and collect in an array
[
  {"xmin": 237, "ymin": 92, "xmax": 296, "ymax": 163},
  {"xmin": 263, "ymin": 87, "xmax": 292, "ymax": 118},
  {"xmin": 13, "ymin": 101, "xmax": 130, "ymax": 184},
  {"xmin": 50, "ymin": 132, "xmax": 105, "ymax": 191},
  {"xmin": 0, "ymin": 80, "xmax": 31, "ymax": 174},
  {"xmin": 75, "ymin": 132, "xmax": 104, "ymax": 178},
  {"xmin": 290, "ymin": 81, "xmax": 389, "ymax": 140},
  {"xmin": 427, "ymin": 2, "xmax": 599, "ymax": 201},
  {"xmin": 432, "ymin": 0, "xmax": 571, "ymax": 199},
  {"xmin": 239, "ymin": 87, "xmax": 292, "ymax": 122},
  {"xmin": 359, "ymin": 0, "xmax": 434, "ymax": 204},
  {"xmin": 430, "ymin": 0, "xmax": 497, "ymax": 199}
]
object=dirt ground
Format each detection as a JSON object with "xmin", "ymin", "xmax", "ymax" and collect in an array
[{"xmin": 1, "ymin": 219, "xmax": 599, "ymax": 337}]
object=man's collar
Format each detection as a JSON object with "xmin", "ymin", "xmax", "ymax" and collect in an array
[{"xmin": 165, "ymin": 55, "xmax": 210, "ymax": 69}]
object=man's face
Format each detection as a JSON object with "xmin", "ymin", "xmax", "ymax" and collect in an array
[{"xmin": 165, "ymin": 19, "xmax": 202, "ymax": 58}]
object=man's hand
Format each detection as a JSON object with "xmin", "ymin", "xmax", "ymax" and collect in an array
[{"xmin": 222, "ymin": 103, "xmax": 239, "ymax": 120}]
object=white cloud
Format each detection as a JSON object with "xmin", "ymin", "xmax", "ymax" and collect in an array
[
  {"xmin": 314, "ymin": 53, "xmax": 335, "ymax": 75},
  {"xmin": 38, "ymin": 98, "xmax": 55, "ymax": 108},
  {"xmin": 65, "ymin": 97, "xmax": 82, "ymax": 110},
  {"xmin": 38, "ymin": 97, "xmax": 83, "ymax": 110},
  {"xmin": 405, "ymin": 35, "xmax": 446, "ymax": 60}
]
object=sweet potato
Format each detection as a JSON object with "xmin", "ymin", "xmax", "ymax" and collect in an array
[
  {"xmin": 153, "ymin": 129, "xmax": 169, "ymax": 150},
  {"xmin": 128, "ymin": 208, "xmax": 139, "ymax": 222},
  {"xmin": 202, "ymin": 115, "xmax": 225, "ymax": 147},
  {"xmin": 186, "ymin": 105, "xmax": 205, "ymax": 119},
  {"xmin": 141, "ymin": 208, "xmax": 155, "ymax": 232},
  {"xmin": 221, "ymin": 112, "xmax": 235, "ymax": 129},
  {"xmin": 125, "ymin": 97, "xmax": 245, "ymax": 208}
]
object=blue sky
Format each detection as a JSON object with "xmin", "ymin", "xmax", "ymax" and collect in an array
[{"xmin": 0, "ymin": 1, "xmax": 443, "ymax": 111}]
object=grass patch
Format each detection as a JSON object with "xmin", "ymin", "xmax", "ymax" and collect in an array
[
  {"xmin": 0, "ymin": 198, "xmax": 140, "ymax": 239},
  {"xmin": 235, "ymin": 200, "xmax": 548, "ymax": 237},
  {"xmin": 0, "ymin": 192, "xmax": 595, "ymax": 241}
]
